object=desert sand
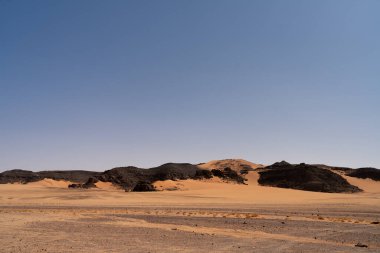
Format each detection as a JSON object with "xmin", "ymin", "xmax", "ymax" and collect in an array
[
  {"xmin": 198, "ymin": 159, "xmax": 264, "ymax": 171},
  {"xmin": 0, "ymin": 171, "xmax": 379, "ymax": 252}
]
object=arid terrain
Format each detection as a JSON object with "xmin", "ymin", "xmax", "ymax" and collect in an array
[{"xmin": 0, "ymin": 160, "xmax": 379, "ymax": 252}]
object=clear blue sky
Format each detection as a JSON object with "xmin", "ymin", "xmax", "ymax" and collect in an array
[{"xmin": 1, "ymin": 0, "xmax": 379, "ymax": 171}]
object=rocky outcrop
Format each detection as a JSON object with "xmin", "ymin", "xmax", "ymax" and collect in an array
[
  {"xmin": 258, "ymin": 162, "xmax": 362, "ymax": 193},
  {"xmin": 211, "ymin": 168, "xmax": 245, "ymax": 183},
  {"xmin": 0, "ymin": 163, "xmax": 218, "ymax": 191},
  {"xmin": 0, "ymin": 169, "xmax": 40, "ymax": 184},
  {"xmin": 2, "ymin": 160, "xmax": 373, "ymax": 193},
  {"xmin": 98, "ymin": 163, "xmax": 215, "ymax": 191},
  {"xmin": 316, "ymin": 165, "xmax": 380, "ymax": 181},
  {"xmin": 0, "ymin": 169, "xmax": 99, "ymax": 184},
  {"xmin": 68, "ymin": 177, "xmax": 99, "ymax": 189},
  {"xmin": 132, "ymin": 182, "xmax": 156, "ymax": 192},
  {"xmin": 38, "ymin": 170, "xmax": 100, "ymax": 183},
  {"xmin": 347, "ymin": 167, "xmax": 380, "ymax": 181}
]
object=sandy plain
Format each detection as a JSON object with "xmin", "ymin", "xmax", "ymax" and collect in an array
[{"xmin": 0, "ymin": 172, "xmax": 379, "ymax": 252}]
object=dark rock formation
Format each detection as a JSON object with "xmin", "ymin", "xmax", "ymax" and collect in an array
[
  {"xmin": 211, "ymin": 169, "xmax": 224, "ymax": 178},
  {"xmin": 194, "ymin": 169, "xmax": 213, "ymax": 179},
  {"xmin": 68, "ymin": 183, "xmax": 82, "ymax": 189},
  {"xmin": 38, "ymin": 171, "xmax": 100, "ymax": 183},
  {"xmin": 0, "ymin": 169, "xmax": 100, "ymax": 184},
  {"xmin": 314, "ymin": 164, "xmax": 353, "ymax": 173},
  {"xmin": 264, "ymin": 160, "xmax": 291, "ymax": 170},
  {"xmin": 132, "ymin": 182, "xmax": 155, "ymax": 192},
  {"xmin": 258, "ymin": 162, "xmax": 362, "ymax": 193},
  {"xmin": 355, "ymin": 243, "xmax": 368, "ymax": 248},
  {"xmin": 2, "ymin": 160, "xmax": 372, "ymax": 193},
  {"xmin": 68, "ymin": 177, "xmax": 99, "ymax": 189},
  {"xmin": 211, "ymin": 167, "xmax": 245, "ymax": 183},
  {"xmin": 0, "ymin": 163, "xmax": 218, "ymax": 191},
  {"xmin": 317, "ymin": 165, "xmax": 380, "ymax": 181},
  {"xmin": 0, "ymin": 170, "xmax": 41, "ymax": 184},
  {"xmin": 347, "ymin": 167, "xmax": 380, "ymax": 181},
  {"xmin": 84, "ymin": 177, "xmax": 99, "ymax": 187},
  {"xmin": 239, "ymin": 166, "xmax": 252, "ymax": 175},
  {"xmin": 98, "ymin": 163, "xmax": 215, "ymax": 191}
]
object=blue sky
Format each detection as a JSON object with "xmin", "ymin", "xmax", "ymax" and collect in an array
[{"xmin": 1, "ymin": 0, "xmax": 379, "ymax": 171}]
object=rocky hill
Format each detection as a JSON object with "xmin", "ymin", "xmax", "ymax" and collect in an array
[
  {"xmin": 0, "ymin": 162, "xmax": 244, "ymax": 191},
  {"xmin": 1, "ymin": 159, "xmax": 377, "ymax": 193},
  {"xmin": 346, "ymin": 167, "xmax": 380, "ymax": 181},
  {"xmin": 313, "ymin": 165, "xmax": 380, "ymax": 181},
  {"xmin": 258, "ymin": 161, "xmax": 362, "ymax": 193},
  {"xmin": 0, "ymin": 169, "xmax": 99, "ymax": 184}
]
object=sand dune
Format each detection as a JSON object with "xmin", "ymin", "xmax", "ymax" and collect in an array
[
  {"xmin": 342, "ymin": 175, "xmax": 380, "ymax": 193},
  {"xmin": 198, "ymin": 158, "xmax": 264, "ymax": 171},
  {"xmin": 28, "ymin": 178, "xmax": 73, "ymax": 188}
]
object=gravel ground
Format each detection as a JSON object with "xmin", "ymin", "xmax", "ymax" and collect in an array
[{"xmin": 0, "ymin": 205, "xmax": 379, "ymax": 253}]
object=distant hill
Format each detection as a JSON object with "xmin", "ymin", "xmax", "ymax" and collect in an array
[
  {"xmin": 0, "ymin": 169, "xmax": 99, "ymax": 184},
  {"xmin": 1, "ymin": 159, "xmax": 377, "ymax": 193},
  {"xmin": 312, "ymin": 164, "xmax": 380, "ymax": 181},
  {"xmin": 0, "ymin": 162, "xmax": 244, "ymax": 191},
  {"xmin": 98, "ymin": 163, "xmax": 213, "ymax": 191},
  {"xmin": 346, "ymin": 167, "xmax": 380, "ymax": 181},
  {"xmin": 258, "ymin": 161, "xmax": 362, "ymax": 193}
]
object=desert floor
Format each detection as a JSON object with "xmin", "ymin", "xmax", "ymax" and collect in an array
[{"xmin": 0, "ymin": 172, "xmax": 379, "ymax": 252}]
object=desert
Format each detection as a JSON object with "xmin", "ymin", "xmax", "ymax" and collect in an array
[
  {"xmin": 2, "ymin": 1, "xmax": 379, "ymax": 252},
  {"xmin": 1, "ymin": 159, "xmax": 379, "ymax": 252}
]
